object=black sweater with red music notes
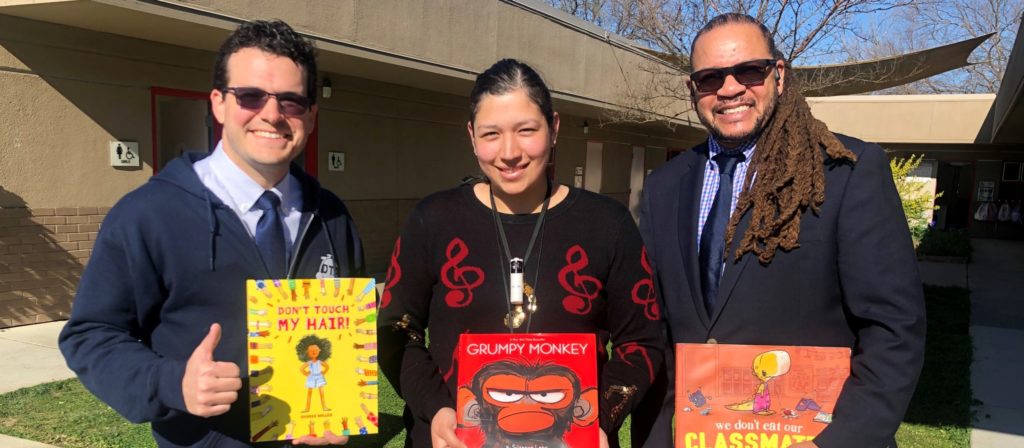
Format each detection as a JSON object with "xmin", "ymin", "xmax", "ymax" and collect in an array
[{"xmin": 378, "ymin": 184, "xmax": 666, "ymax": 445}]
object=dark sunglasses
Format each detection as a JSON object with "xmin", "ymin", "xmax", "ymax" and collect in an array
[
  {"xmin": 689, "ymin": 59, "xmax": 778, "ymax": 94},
  {"xmin": 222, "ymin": 87, "xmax": 311, "ymax": 116}
]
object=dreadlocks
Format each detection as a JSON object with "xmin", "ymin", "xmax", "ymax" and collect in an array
[{"xmin": 724, "ymin": 75, "xmax": 857, "ymax": 264}]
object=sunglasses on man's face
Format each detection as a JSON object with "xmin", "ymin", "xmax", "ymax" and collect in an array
[
  {"xmin": 222, "ymin": 87, "xmax": 311, "ymax": 116},
  {"xmin": 689, "ymin": 59, "xmax": 778, "ymax": 94}
]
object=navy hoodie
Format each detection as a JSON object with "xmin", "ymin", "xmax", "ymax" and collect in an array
[{"xmin": 59, "ymin": 153, "xmax": 364, "ymax": 447}]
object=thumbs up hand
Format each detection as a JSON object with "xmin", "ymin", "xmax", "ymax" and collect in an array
[{"xmin": 182, "ymin": 323, "xmax": 242, "ymax": 417}]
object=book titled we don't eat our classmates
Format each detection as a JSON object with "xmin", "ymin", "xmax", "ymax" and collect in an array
[
  {"xmin": 675, "ymin": 343, "xmax": 851, "ymax": 448},
  {"xmin": 245, "ymin": 278, "xmax": 379, "ymax": 443}
]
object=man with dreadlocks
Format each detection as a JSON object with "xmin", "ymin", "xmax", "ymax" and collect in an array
[{"xmin": 633, "ymin": 13, "xmax": 926, "ymax": 448}]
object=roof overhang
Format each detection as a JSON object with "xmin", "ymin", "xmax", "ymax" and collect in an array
[
  {"xmin": 0, "ymin": 0, "xmax": 479, "ymax": 95},
  {"xmin": 990, "ymin": 20, "xmax": 1024, "ymax": 144}
]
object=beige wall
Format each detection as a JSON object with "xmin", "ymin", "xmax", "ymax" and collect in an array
[
  {"xmin": 161, "ymin": 0, "xmax": 684, "ymax": 116},
  {"xmin": 553, "ymin": 137, "xmax": 586, "ymax": 187},
  {"xmin": 314, "ymin": 75, "xmax": 474, "ymax": 201},
  {"xmin": 0, "ymin": 13, "xmax": 212, "ymax": 209},
  {"xmin": 808, "ymin": 94, "xmax": 995, "ymax": 144},
  {"xmin": 601, "ymin": 142, "xmax": 632, "ymax": 197}
]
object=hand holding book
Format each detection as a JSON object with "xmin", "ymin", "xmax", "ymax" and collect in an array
[
  {"xmin": 432, "ymin": 407, "xmax": 466, "ymax": 448},
  {"xmin": 289, "ymin": 431, "xmax": 349, "ymax": 446}
]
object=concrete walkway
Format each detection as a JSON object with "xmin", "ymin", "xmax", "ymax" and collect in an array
[
  {"xmin": 968, "ymin": 239, "xmax": 1024, "ymax": 448},
  {"xmin": 0, "ymin": 321, "xmax": 75, "ymax": 394},
  {"xmin": 0, "ymin": 434, "xmax": 60, "ymax": 448}
]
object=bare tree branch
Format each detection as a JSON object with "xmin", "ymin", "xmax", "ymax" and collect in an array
[{"xmin": 546, "ymin": 0, "xmax": 1015, "ymax": 127}]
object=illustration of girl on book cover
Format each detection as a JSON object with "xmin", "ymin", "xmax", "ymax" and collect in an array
[{"xmin": 296, "ymin": 334, "xmax": 332, "ymax": 412}]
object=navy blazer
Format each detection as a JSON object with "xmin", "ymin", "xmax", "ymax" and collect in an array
[{"xmin": 633, "ymin": 135, "xmax": 926, "ymax": 448}]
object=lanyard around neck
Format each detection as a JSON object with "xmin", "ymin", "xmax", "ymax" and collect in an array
[
  {"xmin": 489, "ymin": 181, "xmax": 551, "ymax": 270},
  {"xmin": 490, "ymin": 180, "xmax": 551, "ymax": 332}
]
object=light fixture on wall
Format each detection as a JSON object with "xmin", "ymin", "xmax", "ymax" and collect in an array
[
  {"xmin": 322, "ymin": 78, "xmax": 332, "ymax": 99},
  {"xmin": 582, "ymin": 120, "xmax": 589, "ymax": 135}
]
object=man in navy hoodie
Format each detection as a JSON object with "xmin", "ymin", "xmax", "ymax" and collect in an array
[{"xmin": 59, "ymin": 20, "xmax": 363, "ymax": 447}]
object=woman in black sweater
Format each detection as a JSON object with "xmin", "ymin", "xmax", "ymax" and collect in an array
[{"xmin": 378, "ymin": 59, "xmax": 666, "ymax": 448}]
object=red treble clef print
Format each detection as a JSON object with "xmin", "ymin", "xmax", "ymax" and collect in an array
[
  {"xmin": 558, "ymin": 245, "xmax": 604, "ymax": 315},
  {"xmin": 442, "ymin": 332, "xmax": 469, "ymax": 383},
  {"xmin": 440, "ymin": 238, "xmax": 484, "ymax": 307},
  {"xmin": 631, "ymin": 247, "xmax": 660, "ymax": 320},
  {"xmin": 380, "ymin": 238, "xmax": 402, "ymax": 309},
  {"xmin": 615, "ymin": 342, "xmax": 655, "ymax": 384}
]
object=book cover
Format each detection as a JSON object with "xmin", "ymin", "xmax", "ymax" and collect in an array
[
  {"xmin": 675, "ymin": 343, "xmax": 851, "ymax": 448},
  {"xmin": 246, "ymin": 278, "xmax": 379, "ymax": 442},
  {"xmin": 455, "ymin": 333, "xmax": 599, "ymax": 448}
]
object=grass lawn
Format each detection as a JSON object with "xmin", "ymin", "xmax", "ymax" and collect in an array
[
  {"xmin": 0, "ymin": 286, "xmax": 970, "ymax": 447},
  {"xmin": 0, "ymin": 380, "xmax": 153, "ymax": 448},
  {"xmin": 895, "ymin": 285, "xmax": 973, "ymax": 448}
]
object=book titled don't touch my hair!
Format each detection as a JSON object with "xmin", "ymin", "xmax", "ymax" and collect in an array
[{"xmin": 246, "ymin": 278, "xmax": 379, "ymax": 442}]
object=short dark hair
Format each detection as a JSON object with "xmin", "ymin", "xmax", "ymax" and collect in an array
[
  {"xmin": 469, "ymin": 59, "xmax": 555, "ymax": 128},
  {"xmin": 213, "ymin": 19, "xmax": 319, "ymax": 105},
  {"xmin": 690, "ymin": 13, "xmax": 783, "ymax": 64}
]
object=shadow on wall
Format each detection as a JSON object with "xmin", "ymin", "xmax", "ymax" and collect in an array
[{"xmin": 0, "ymin": 187, "xmax": 93, "ymax": 328}]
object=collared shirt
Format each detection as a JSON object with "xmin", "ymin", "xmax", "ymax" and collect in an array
[
  {"xmin": 193, "ymin": 143, "xmax": 303, "ymax": 249},
  {"xmin": 696, "ymin": 136, "xmax": 756, "ymax": 247}
]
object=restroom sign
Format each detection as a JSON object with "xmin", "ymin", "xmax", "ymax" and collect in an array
[
  {"xmin": 110, "ymin": 141, "xmax": 140, "ymax": 167},
  {"xmin": 328, "ymin": 151, "xmax": 345, "ymax": 172}
]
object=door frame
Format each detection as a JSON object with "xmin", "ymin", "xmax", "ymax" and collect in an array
[{"xmin": 150, "ymin": 87, "xmax": 219, "ymax": 174}]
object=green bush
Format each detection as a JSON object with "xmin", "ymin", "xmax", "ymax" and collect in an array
[
  {"xmin": 890, "ymin": 154, "xmax": 942, "ymax": 245},
  {"xmin": 917, "ymin": 228, "xmax": 972, "ymax": 259}
]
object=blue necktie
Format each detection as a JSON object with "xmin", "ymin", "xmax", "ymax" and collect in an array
[
  {"xmin": 699, "ymin": 151, "xmax": 745, "ymax": 318},
  {"xmin": 254, "ymin": 191, "xmax": 287, "ymax": 277}
]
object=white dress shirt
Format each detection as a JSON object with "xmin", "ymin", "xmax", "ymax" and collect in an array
[{"xmin": 192, "ymin": 143, "xmax": 303, "ymax": 249}]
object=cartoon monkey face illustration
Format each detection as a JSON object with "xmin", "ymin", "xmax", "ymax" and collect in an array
[{"xmin": 459, "ymin": 360, "xmax": 597, "ymax": 445}]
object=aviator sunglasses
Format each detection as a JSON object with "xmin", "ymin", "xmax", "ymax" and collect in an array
[
  {"xmin": 689, "ymin": 58, "xmax": 779, "ymax": 94},
  {"xmin": 221, "ymin": 87, "xmax": 312, "ymax": 116}
]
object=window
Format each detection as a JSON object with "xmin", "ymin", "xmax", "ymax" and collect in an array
[{"xmin": 1002, "ymin": 162, "xmax": 1022, "ymax": 182}]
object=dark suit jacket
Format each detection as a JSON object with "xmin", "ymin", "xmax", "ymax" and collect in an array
[{"xmin": 633, "ymin": 135, "xmax": 926, "ymax": 448}]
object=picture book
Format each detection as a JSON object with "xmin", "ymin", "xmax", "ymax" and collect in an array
[
  {"xmin": 455, "ymin": 333, "xmax": 599, "ymax": 448},
  {"xmin": 246, "ymin": 278, "xmax": 379, "ymax": 442},
  {"xmin": 675, "ymin": 343, "xmax": 851, "ymax": 448}
]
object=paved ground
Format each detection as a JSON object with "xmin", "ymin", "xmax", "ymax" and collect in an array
[
  {"xmin": 968, "ymin": 239, "xmax": 1024, "ymax": 448},
  {"xmin": 0, "ymin": 321, "xmax": 75, "ymax": 395},
  {"xmin": 0, "ymin": 434, "xmax": 59, "ymax": 448}
]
